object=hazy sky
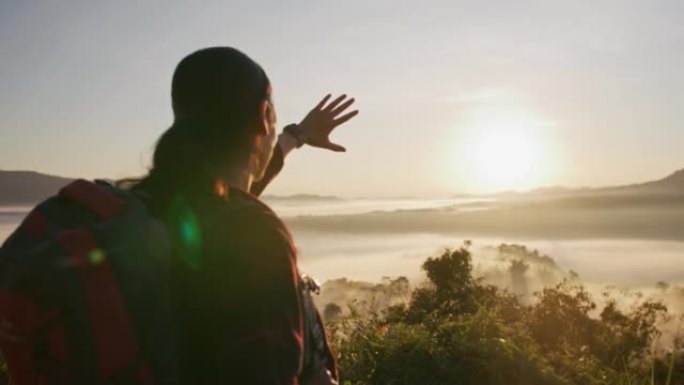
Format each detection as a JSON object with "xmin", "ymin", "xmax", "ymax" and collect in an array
[{"xmin": 1, "ymin": 0, "xmax": 683, "ymax": 197}]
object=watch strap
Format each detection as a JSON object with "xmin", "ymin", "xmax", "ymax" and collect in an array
[{"xmin": 283, "ymin": 124, "xmax": 306, "ymax": 148}]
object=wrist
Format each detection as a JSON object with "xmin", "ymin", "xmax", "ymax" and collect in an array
[
  {"xmin": 283, "ymin": 124, "xmax": 307, "ymax": 148},
  {"xmin": 277, "ymin": 131, "xmax": 299, "ymax": 158}
]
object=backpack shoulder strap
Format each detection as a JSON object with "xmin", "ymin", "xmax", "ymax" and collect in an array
[{"xmin": 58, "ymin": 179, "xmax": 126, "ymax": 219}]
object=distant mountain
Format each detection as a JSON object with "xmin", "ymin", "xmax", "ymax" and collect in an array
[
  {"xmin": 2, "ymin": 167, "xmax": 682, "ymax": 206},
  {"xmin": 0, "ymin": 170, "xmax": 345, "ymax": 205},
  {"xmin": 262, "ymin": 194, "xmax": 344, "ymax": 202},
  {"xmin": 623, "ymin": 168, "xmax": 684, "ymax": 192},
  {"xmin": 524, "ymin": 167, "xmax": 684, "ymax": 198},
  {"xmin": 287, "ymin": 168, "xmax": 684, "ymax": 242},
  {"xmin": 0, "ymin": 170, "xmax": 74, "ymax": 205}
]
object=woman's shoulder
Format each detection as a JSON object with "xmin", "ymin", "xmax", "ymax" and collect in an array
[
  {"xmin": 201, "ymin": 187, "xmax": 294, "ymax": 248},
  {"xmin": 215, "ymin": 187, "xmax": 281, "ymax": 223}
]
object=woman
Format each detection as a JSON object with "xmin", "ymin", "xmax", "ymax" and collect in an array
[{"xmin": 123, "ymin": 47, "xmax": 357, "ymax": 384}]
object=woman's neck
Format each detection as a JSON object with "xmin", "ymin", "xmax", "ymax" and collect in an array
[{"xmin": 219, "ymin": 166, "xmax": 254, "ymax": 194}]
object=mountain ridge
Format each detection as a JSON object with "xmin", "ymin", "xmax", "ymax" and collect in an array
[
  {"xmin": 521, "ymin": 167, "xmax": 684, "ymax": 198},
  {"xmin": 1, "ymin": 167, "xmax": 682, "ymax": 205},
  {"xmin": 0, "ymin": 170, "xmax": 75, "ymax": 205}
]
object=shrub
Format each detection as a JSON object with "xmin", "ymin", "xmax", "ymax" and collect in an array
[{"xmin": 330, "ymin": 245, "xmax": 677, "ymax": 385}]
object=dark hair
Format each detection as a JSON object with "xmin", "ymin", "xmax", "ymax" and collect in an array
[{"xmin": 120, "ymin": 47, "xmax": 270, "ymax": 208}]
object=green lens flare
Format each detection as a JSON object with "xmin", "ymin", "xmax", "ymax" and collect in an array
[
  {"xmin": 181, "ymin": 221, "xmax": 199, "ymax": 244},
  {"xmin": 88, "ymin": 249, "xmax": 106, "ymax": 264},
  {"xmin": 168, "ymin": 195, "xmax": 203, "ymax": 270}
]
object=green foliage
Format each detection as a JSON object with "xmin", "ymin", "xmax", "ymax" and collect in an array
[
  {"xmin": 0, "ymin": 244, "xmax": 680, "ymax": 385},
  {"xmin": 330, "ymin": 244, "xmax": 681, "ymax": 385},
  {"xmin": 0, "ymin": 353, "xmax": 9, "ymax": 385},
  {"xmin": 325, "ymin": 302, "xmax": 343, "ymax": 322}
]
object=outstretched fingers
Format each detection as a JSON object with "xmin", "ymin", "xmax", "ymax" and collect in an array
[
  {"xmin": 333, "ymin": 110, "xmax": 359, "ymax": 126},
  {"xmin": 315, "ymin": 94, "xmax": 332, "ymax": 110},
  {"xmin": 302, "ymin": 93, "xmax": 358, "ymax": 152},
  {"xmin": 322, "ymin": 94, "xmax": 348, "ymax": 113},
  {"xmin": 330, "ymin": 98, "xmax": 356, "ymax": 117}
]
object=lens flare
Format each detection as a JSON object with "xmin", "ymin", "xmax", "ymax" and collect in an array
[
  {"xmin": 169, "ymin": 195, "xmax": 203, "ymax": 270},
  {"xmin": 88, "ymin": 249, "xmax": 106, "ymax": 265}
]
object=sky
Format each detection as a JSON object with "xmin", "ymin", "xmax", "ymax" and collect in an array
[{"xmin": 1, "ymin": 0, "xmax": 683, "ymax": 197}]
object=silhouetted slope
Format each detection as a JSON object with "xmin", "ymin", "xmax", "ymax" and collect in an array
[
  {"xmin": 526, "ymin": 167, "xmax": 684, "ymax": 198},
  {"xmin": 286, "ymin": 167, "xmax": 684, "ymax": 241},
  {"xmin": 630, "ymin": 168, "xmax": 684, "ymax": 192},
  {"xmin": 1, "ymin": 166, "xmax": 682, "ymax": 206},
  {"xmin": 262, "ymin": 194, "xmax": 343, "ymax": 202},
  {"xmin": 0, "ymin": 170, "xmax": 74, "ymax": 205}
]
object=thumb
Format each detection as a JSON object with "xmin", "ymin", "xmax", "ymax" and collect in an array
[{"xmin": 325, "ymin": 142, "xmax": 347, "ymax": 152}]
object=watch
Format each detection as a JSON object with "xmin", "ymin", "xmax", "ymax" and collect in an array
[{"xmin": 283, "ymin": 124, "xmax": 306, "ymax": 148}]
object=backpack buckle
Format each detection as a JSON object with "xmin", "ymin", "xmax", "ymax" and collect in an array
[{"xmin": 300, "ymin": 274, "xmax": 321, "ymax": 295}]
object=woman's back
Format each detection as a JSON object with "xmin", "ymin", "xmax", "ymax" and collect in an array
[{"xmin": 141, "ymin": 185, "xmax": 303, "ymax": 384}]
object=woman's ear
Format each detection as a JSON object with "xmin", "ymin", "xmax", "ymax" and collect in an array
[{"xmin": 257, "ymin": 99, "xmax": 276, "ymax": 136}]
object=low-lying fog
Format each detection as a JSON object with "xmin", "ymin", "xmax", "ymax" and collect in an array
[
  {"xmin": 292, "ymin": 231, "xmax": 684, "ymax": 288},
  {"xmin": 2, "ymin": 196, "xmax": 683, "ymax": 315}
]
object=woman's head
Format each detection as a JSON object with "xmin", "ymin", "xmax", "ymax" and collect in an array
[
  {"xmin": 171, "ymin": 47, "xmax": 271, "ymax": 129},
  {"xmin": 145, "ymin": 47, "xmax": 277, "ymax": 195}
]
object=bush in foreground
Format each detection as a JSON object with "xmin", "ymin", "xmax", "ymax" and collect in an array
[{"xmin": 328, "ymin": 244, "xmax": 683, "ymax": 385}]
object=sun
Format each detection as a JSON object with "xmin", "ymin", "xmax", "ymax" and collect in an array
[
  {"xmin": 458, "ymin": 113, "xmax": 550, "ymax": 192},
  {"xmin": 473, "ymin": 129, "xmax": 537, "ymax": 189}
]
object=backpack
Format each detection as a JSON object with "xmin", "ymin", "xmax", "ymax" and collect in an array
[{"xmin": 0, "ymin": 179, "xmax": 179, "ymax": 385}]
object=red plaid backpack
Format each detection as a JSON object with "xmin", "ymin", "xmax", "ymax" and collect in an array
[{"xmin": 0, "ymin": 179, "xmax": 178, "ymax": 385}]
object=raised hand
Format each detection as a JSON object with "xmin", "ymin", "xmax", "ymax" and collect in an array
[{"xmin": 298, "ymin": 94, "xmax": 358, "ymax": 152}]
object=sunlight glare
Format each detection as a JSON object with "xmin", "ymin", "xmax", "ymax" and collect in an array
[{"xmin": 460, "ymin": 112, "xmax": 551, "ymax": 192}]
